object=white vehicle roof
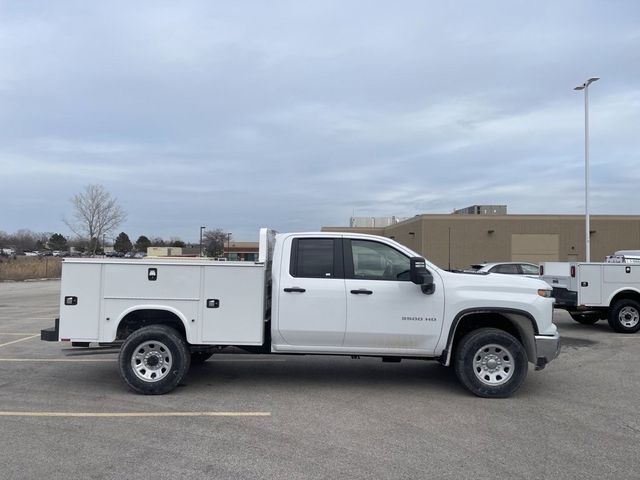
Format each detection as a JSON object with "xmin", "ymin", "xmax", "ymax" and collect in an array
[{"xmin": 471, "ymin": 261, "xmax": 538, "ymax": 269}]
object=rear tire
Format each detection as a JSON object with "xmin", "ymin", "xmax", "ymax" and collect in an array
[
  {"xmin": 608, "ymin": 300, "xmax": 640, "ymax": 333},
  {"xmin": 454, "ymin": 328, "xmax": 528, "ymax": 398},
  {"xmin": 569, "ymin": 312, "xmax": 601, "ymax": 325},
  {"xmin": 119, "ymin": 325, "xmax": 191, "ymax": 395}
]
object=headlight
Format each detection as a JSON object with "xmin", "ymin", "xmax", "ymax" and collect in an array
[{"xmin": 537, "ymin": 289, "xmax": 552, "ymax": 298}]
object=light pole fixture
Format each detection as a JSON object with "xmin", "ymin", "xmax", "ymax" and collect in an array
[
  {"xmin": 227, "ymin": 232, "xmax": 232, "ymax": 260},
  {"xmin": 199, "ymin": 226, "xmax": 206, "ymax": 257},
  {"xmin": 574, "ymin": 77, "xmax": 599, "ymax": 262}
]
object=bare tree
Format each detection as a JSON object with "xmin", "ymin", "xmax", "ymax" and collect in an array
[
  {"xmin": 203, "ymin": 229, "xmax": 229, "ymax": 258},
  {"xmin": 64, "ymin": 184, "xmax": 127, "ymax": 255}
]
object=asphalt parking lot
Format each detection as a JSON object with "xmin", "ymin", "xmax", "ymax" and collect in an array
[{"xmin": 0, "ymin": 280, "xmax": 639, "ymax": 479}]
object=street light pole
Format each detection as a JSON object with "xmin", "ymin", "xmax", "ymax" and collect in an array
[
  {"xmin": 199, "ymin": 226, "xmax": 206, "ymax": 257},
  {"xmin": 574, "ymin": 77, "xmax": 599, "ymax": 262},
  {"xmin": 227, "ymin": 233, "xmax": 232, "ymax": 260}
]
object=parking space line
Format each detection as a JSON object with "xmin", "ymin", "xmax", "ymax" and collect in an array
[
  {"xmin": 210, "ymin": 358, "xmax": 286, "ymax": 362},
  {"xmin": 0, "ymin": 358, "xmax": 114, "ymax": 362},
  {"xmin": 0, "ymin": 357, "xmax": 286, "ymax": 362},
  {"xmin": 0, "ymin": 411, "xmax": 271, "ymax": 417},
  {"xmin": 0, "ymin": 335, "xmax": 39, "ymax": 348},
  {"xmin": 0, "ymin": 315, "xmax": 56, "ymax": 318},
  {"xmin": 0, "ymin": 333, "xmax": 39, "ymax": 336}
]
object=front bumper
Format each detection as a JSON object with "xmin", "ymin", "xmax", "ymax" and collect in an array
[{"xmin": 534, "ymin": 331, "xmax": 561, "ymax": 370}]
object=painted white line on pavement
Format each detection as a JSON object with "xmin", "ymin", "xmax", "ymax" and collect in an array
[
  {"xmin": 0, "ymin": 411, "xmax": 271, "ymax": 417},
  {"xmin": 0, "ymin": 357, "xmax": 286, "ymax": 362},
  {"xmin": 0, "ymin": 335, "xmax": 39, "ymax": 348},
  {"xmin": 0, "ymin": 333, "xmax": 39, "ymax": 336}
]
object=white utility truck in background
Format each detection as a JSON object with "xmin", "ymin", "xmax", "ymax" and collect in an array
[
  {"xmin": 605, "ymin": 250, "xmax": 640, "ymax": 264},
  {"xmin": 541, "ymin": 261, "xmax": 640, "ymax": 333},
  {"xmin": 42, "ymin": 229, "xmax": 560, "ymax": 398}
]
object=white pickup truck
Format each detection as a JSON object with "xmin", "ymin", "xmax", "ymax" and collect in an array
[
  {"xmin": 42, "ymin": 229, "xmax": 560, "ymax": 398},
  {"xmin": 541, "ymin": 261, "xmax": 640, "ymax": 333}
]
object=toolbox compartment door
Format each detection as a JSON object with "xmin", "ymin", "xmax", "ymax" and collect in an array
[
  {"xmin": 578, "ymin": 264, "xmax": 602, "ymax": 306},
  {"xmin": 59, "ymin": 263, "xmax": 102, "ymax": 341}
]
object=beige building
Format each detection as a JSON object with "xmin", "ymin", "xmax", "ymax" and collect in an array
[
  {"xmin": 147, "ymin": 246, "xmax": 183, "ymax": 257},
  {"xmin": 322, "ymin": 213, "xmax": 640, "ymax": 270}
]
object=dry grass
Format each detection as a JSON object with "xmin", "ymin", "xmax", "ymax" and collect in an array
[{"xmin": 0, "ymin": 256, "xmax": 62, "ymax": 281}]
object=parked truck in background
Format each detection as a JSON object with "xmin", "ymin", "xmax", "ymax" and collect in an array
[
  {"xmin": 42, "ymin": 229, "xmax": 560, "ymax": 398},
  {"xmin": 541, "ymin": 261, "xmax": 640, "ymax": 333}
]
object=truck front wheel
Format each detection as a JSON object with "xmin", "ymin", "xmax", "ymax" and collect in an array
[
  {"xmin": 608, "ymin": 299, "xmax": 640, "ymax": 333},
  {"xmin": 119, "ymin": 325, "xmax": 191, "ymax": 394},
  {"xmin": 454, "ymin": 328, "xmax": 528, "ymax": 398}
]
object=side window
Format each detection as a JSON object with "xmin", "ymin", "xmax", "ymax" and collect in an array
[
  {"xmin": 520, "ymin": 264, "xmax": 540, "ymax": 275},
  {"xmin": 351, "ymin": 240, "xmax": 410, "ymax": 281},
  {"xmin": 291, "ymin": 239, "xmax": 335, "ymax": 278},
  {"xmin": 490, "ymin": 264, "xmax": 519, "ymax": 274}
]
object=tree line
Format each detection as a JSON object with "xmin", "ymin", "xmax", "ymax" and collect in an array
[
  {"xmin": 0, "ymin": 230, "xmax": 202, "ymax": 255},
  {"xmin": 2, "ymin": 184, "xmax": 232, "ymax": 257}
]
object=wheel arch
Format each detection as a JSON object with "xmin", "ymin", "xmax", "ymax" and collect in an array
[
  {"xmin": 608, "ymin": 289, "xmax": 640, "ymax": 308},
  {"xmin": 442, "ymin": 308, "xmax": 537, "ymax": 366},
  {"xmin": 115, "ymin": 305, "xmax": 190, "ymax": 343}
]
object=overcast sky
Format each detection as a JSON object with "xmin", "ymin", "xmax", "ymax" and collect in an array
[{"xmin": 1, "ymin": 1, "xmax": 639, "ymax": 242}]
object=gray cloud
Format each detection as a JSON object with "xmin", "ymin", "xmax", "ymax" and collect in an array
[{"xmin": 1, "ymin": 0, "xmax": 639, "ymax": 241}]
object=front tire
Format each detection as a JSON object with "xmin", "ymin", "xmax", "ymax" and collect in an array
[
  {"xmin": 454, "ymin": 328, "xmax": 528, "ymax": 398},
  {"xmin": 608, "ymin": 299, "xmax": 640, "ymax": 333},
  {"xmin": 119, "ymin": 325, "xmax": 191, "ymax": 395}
]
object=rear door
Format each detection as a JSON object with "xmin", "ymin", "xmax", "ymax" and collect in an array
[{"xmin": 276, "ymin": 237, "xmax": 347, "ymax": 346}]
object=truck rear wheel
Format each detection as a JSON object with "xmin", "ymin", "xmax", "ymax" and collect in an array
[
  {"xmin": 608, "ymin": 299, "xmax": 640, "ymax": 333},
  {"xmin": 454, "ymin": 328, "xmax": 528, "ymax": 398},
  {"xmin": 119, "ymin": 325, "xmax": 191, "ymax": 394}
]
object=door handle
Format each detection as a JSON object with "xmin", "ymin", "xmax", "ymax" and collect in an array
[
  {"xmin": 350, "ymin": 289, "xmax": 373, "ymax": 295},
  {"xmin": 284, "ymin": 287, "xmax": 306, "ymax": 293}
]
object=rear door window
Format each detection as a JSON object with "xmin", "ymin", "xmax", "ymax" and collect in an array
[
  {"xmin": 290, "ymin": 238, "xmax": 341, "ymax": 278},
  {"xmin": 520, "ymin": 264, "xmax": 540, "ymax": 275},
  {"xmin": 490, "ymin": 264, "xmax": 520, "ymax": 274}
]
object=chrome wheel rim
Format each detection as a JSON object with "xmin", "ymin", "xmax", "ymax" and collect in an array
[
  {"xmin": 473, "ymin": 344, "xmax": 514, "ymax": 386},
  {"xmin": 618, "ymin": 306, "xmax": 639, "ymax": 328},
  {"xmin": 131, "ymin": 340, "xmax": 173, "ymax": 382}
]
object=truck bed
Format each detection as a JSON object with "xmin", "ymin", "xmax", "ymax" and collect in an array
[{"xmin": 59, "ymin": 258, "xmax": 268, "ymax": 345}]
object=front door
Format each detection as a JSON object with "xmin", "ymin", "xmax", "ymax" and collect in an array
[
  {"xmin": 276, "ymin": 237, "xmax": 347, "ymax": 346},
  {"xmin": 343, "ymin": 239, "xmax": 445, "ymax": 353}
]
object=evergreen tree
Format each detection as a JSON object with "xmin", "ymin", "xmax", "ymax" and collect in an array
[
  {"xmin": 49, "ymin": 233, "xmax": 68, "ymax": 250},
  {"xmin": 135, "ymin": 235, "xmax": 151, "ymax": 253},
  {"xmin": 114, "ymin": 232, "xmax": 133, "ymax": 253}
]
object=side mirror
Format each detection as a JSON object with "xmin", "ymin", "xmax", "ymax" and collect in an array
[{"xmin": 410, "ymin": 257, "xmax": 436, "ymax": 295}]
